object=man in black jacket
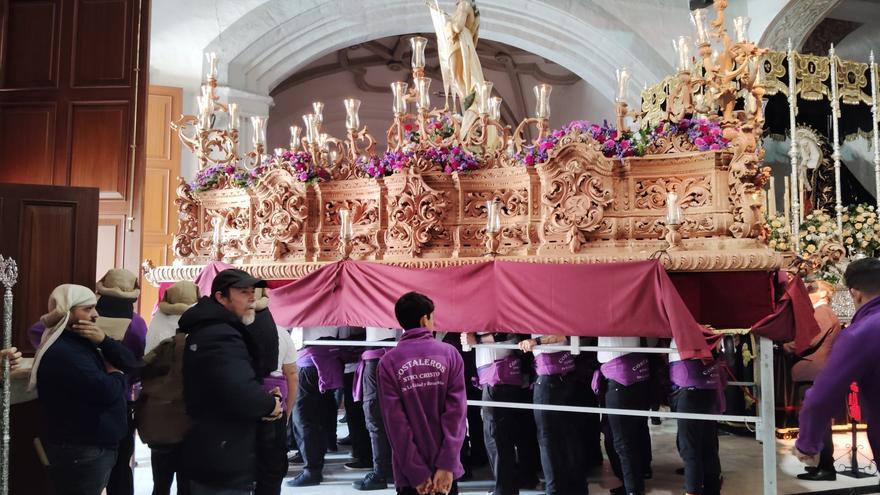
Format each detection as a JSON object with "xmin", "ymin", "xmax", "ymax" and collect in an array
[{"xmin": 180, "ymin": 269, "xmax": 283, "ymax": 495}]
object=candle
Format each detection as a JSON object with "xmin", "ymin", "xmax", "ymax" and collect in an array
[
  {"xmin": 783, "ymin": 176, "xmax": 791, "ymax": 226},
  {"xmin": 201, "ymin": 84, "xmax": 214, "ymax": 115},
  {"xmin": 339, "ymin": 209, "xmax": 353, "ymax": 240},
  {"xmin": 666, "ymin": 192, "xmax": 682, "ymax": 225},
  {"xmin": 486, "ymin": 200, "xmax": 501, "ymax": 233},
  {"xmin": 673, "ymin": 37, "xmax": 691, "ymax": 72},
  {"xmin": 616, "ymin": 67, "xmax": 630, "ymax": 102},
  {"xmin": 533, "ymin": 84, "xmax": 552, "ymax": 119},
  {"xmin": 212, "ymin": 217, "xmax": 223, "ymax": 246},
  {"xmin": 391, "ymin": 82, "xmax": 409, "ymax": 114},
  {"xmin": 303, "ymin": 114, "xmax": 317, "ymax": 144},
  {"xmin": 227, "ymin": 102, "xmax": 239, "ymax": 131},
  {"xmin": 343, "ymin": 98, "xmax": 361, "ymax": 130},
  {"xmin": 318, "ymin": 132, "xmax": 329, "ymax": 149},
  {"xmin": 488, "ymin": 96, "xmax": 502, "ymax": 121},
  {"xmin": 410, "ymin": 36, "xmax": 428, "ymax": 70},
  {"xmin": 290, "ymin": 125, "xmax": 302, "ymax": 150},
  {"xmin": 477, "ymin": 81, "xmax": 494, "ymax": 114},
  {"xmin": 312, "ymin": 101, "xmax": 324, "ymax": 124},
  {"xmin": 250, "ymin": 116, "xmax": 267, "ymax": 149},
  {"xmin": 691, "ymin": 8, "xmax": 709, "ymax": 44},
  {"xmin": 415, "ymin": 77, "xmax": 432, "ymax": 111},
  {"xmin": 196, "ymin": 95, "xmax": 209, "ymax": 129},
  {"xmin": 206, "ymin": 52, "xmax": 218, "ymax": 80},
  {"xmin": 733, "ymin": 16, "xmax": 750, "ymax": 43},
  {"xmin": 769, "ymin": 176, "xmax": 777, "ymax": 216}
]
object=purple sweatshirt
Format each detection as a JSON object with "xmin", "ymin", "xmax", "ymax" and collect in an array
[
  {"xmin": 797, "ymin": 295, "xmax": 880, "ymax": 456},
  {"xmin": 378, "ymin": 327, "xmax": 466, "ymax": 489}
]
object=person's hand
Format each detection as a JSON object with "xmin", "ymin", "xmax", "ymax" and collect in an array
[
  {"xmin": 432, "ymin": 469, "xmax": 453, "ymax": 494},
  {"xmin": 519, "ymin": 338, "xmax": 537, "ymax": 353},
  {"xmin": 1, "ymin": 347, "xmax": 22, "ymax": 370},
  {"xmin": 262, "ymin": 395, "xmax": 283, "ymax": 421},
  {"xmin": 460, "ymin": 333, "xmax": 476, "ymax": 347},
  {"xmin": 71, "ymin": 320, "xmax": 106, "ymax": 345},
  {"xmin": 415, "ymin": 477, "xmax": 434, "ymax": 495},
  {"xmin": 792, "ymin": 445, "xmax": 819, "ymax": 467}
]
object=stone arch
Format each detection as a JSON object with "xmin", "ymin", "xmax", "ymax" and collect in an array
[
  {"xmin": 206, "ymin": 0, "xmax": 674, "ymax": 102},
  {"xmin": 759, "ymin": 0, "xmax": 843, "ymax": 51}
]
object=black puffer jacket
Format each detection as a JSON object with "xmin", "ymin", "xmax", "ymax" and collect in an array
[{"xmin": 179, "ymin": 297, "xmax": 277, "ymax": 489}]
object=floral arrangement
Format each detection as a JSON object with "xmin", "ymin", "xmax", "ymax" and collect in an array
[
  {"xmin": 402, "ymin": 116, "xmax": 456, "ymax": 147},
  {"xmin": 765, "ymin": 215, "xmax": 791, "ymax": 252},
  {"xmin": 285, "ymin": 150, "xmax": 329, "ymax": 183},
  {"xmin": 654, "ymin": 117, "xmax": 730, "ymax": 151},
  {"xmin": 842, "ymin": 203, "xmax": 879, "ymax": 257},
  {"xmin": 190, "ymin": 163, "xmax": 236, "ymax": 192},
  {"xmin": 516, "ymin": 120, "xmax": 648, "ymax": 166},
  {"xmin": 799, "ymin": 210, "xmax": 843, "ymax": 284},
  {"xmin": 424, "ymin": 145, "xmax": 480, "ymax": 173},
  {"xmin": 358, "ymin": 150, "xmax": 411, "ymax": 178}
]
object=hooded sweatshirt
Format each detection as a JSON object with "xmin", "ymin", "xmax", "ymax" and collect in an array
[
  {"xmin": 378, "ymin": 327, "xmax": 466, "ymax": 489},
  {"xmin": 179, "ymin": 296, "xmax": 277, "ymax": 489}
]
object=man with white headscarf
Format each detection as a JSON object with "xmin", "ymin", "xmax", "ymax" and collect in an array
[{"xmin": 32, "ymin": 284, "xmax": 136, "ymax": 495}]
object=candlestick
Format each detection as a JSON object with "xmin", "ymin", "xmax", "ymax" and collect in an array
[
  {"xmin": 477, "ymin": 81, "xmax": 494, "ymax": 114},
  {"xmin": 673, "ymin": 36, "xmax": 691, "ymax": 72},
  {"xmin": 733, "ymin": 16, "xmax": 750, "ymax": 43},
  {"xmin": 829, "ymin": 44, "xmax": 844, "ymax": 236},
  {"xmin": 666, "ymin": 192, "xmax": 682, "ymax": 225},
  {"xmin": 616, "ymin": 67, "xmax": 630, "ymax": 102},
  {"xmin": 691, "ymin": 8, "xmax": 709, "ymax": 44},
  {"xmin": 784, "ymin": 176, "xmax": 791, "ymax": 227},
  {"xmin": 415, "ymin": 77, "xmax": 432, "ymax": 111},
  {"xmin": 339, "ymin": 209, "xmax": 353, "ymax": 240},
  {"xmin": 312, "ymin": 101, "xmax": 324, "ymax": 124},
  {"xmin": 769, "ymin": 176, "xmax": 777, "ymax": 216},
  {"xmin": 391, "ymin": 82, "xmax": 409, "ymax": 114},
  {"xmin": 290, "ymin": 125, "xmax": 302, "ymax": 150},
  {"xmin": 303, "ymin": 113, "xmax": 317, "ymax": 144},
  {"xmin": 228, "ymin": 103, "xmax": 239, "ymax": 131},
  {"xmin": 870, "ymin": 50, "xmax": 880, "ymax": 210},
  {"xmin": 533, "ymin": 84, "xmax": 552, "ymax": 119},
  {"xmin": 787, "ymin": 39, "xmax": 801, "ymax": 251},
  {"xmin": 488, "ymin": 96, "xmax": 502, "ymax": 121},
  {"xmin": 344, "ymin": 98, "xmax": 361, "ymax": 130},
  {"xmin": 206, "ymin": 52, "xmax": 218, "ymax": 80},
  {"xmin": 250, "ymin": 116, "xmax": 267, "ymax": 149},
  {"xmin": 410, "ymin": 36, "xmax": 427, "ymax": 70}
]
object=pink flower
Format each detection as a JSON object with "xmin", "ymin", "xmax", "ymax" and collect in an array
[
  {"xmin": 694, "ymin": 137, "xmax": 707, "ymax": 148},
  {"xmin": 525, "ymin": 155, "xmax": 535, "ymax": 166},
  {"xmin": 709, "ymin": 143, "xmax": 721, "ymax": 150}
]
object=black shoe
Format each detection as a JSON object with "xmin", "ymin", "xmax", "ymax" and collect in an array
[
  {"xmin": 339, "ymin": 414, "xmax": 348, "ymax": 424},
  {"xmin": 353, "ymin": 471, "xmax": 388, "ymax": 491},
  {"xmin": 797, "ymin": 469, "xmax": 836, "ymax": 481},
  {"xmin": 804, "ymin": 465, "xmax": 819, "ymax": 473},
  {"xmin": 339, "ymin": 435, "xmax": 352, "ymax": 446},
  {"xmin": 344, "ymin": 459, "xmax": 373, "ymax": 471},
  {"xmin": 610, "ymin": 487, "xmax": 626, "ymax": 495},
  {"xmin": 288, "ymin": 471, "xmax": 323, "ymax": 487},
  {"xmin": 288, "ymin": 451, "xmax": 303, "ymax": 464}
]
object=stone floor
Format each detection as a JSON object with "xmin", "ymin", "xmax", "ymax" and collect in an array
[{"xmin": 132, "ymin": 418, "xmax": 879, "ymax": 494}]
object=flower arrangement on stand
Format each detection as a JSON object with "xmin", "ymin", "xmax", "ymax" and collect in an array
[
  {"xmin": 799, "ymin": 210, "xmax": 844, "ymax": 284},
  {"xmin": 424, "ymin": 145, "xmax": 480, "ymax": 173},
  {"xmin": 516, "ymin": 120, "xmax": 650, "ymax": 167},
  {"xmin": 190, "ymin": 163, "xmax": 236, "ymax": 192},
  {"xmin": 765, "ymin": 215, "xmax": 791, "ymax": 252},
  {"xmin": 653, "ymin": 117, "xmax": 731, "ymax": 151},
  {"xmin": 842, "ymin": 203, "xmax": 879, "ymax": 257},
  {"xmin": 358, "ymin": 150, "xmax": 412, "ymax": 178}
]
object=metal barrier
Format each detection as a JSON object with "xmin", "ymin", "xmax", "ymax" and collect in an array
[{"xmin": 301, "ymin": 335, "xmax": 778, "ymax": 495}]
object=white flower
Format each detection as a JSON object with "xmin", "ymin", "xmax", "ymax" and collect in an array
[
  {"xmin": 856, "ymin": 223, "xmax": 864, "ymax": 230},
  {"xmin": 807, "ymin": 244, "xmax": 816, "ymax": 253},
  {"xmin": 869, "ymin": 217, "xmax": 876, "ymax": 225}
]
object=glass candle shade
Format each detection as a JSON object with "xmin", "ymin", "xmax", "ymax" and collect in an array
[
  {"xmin": 488, "ymin": 96, "xmax": 502, "ymax": 120},
  {"xmin": 691, "ymin": 8, "xmax": 709, "ymax": 44},
  {"xmin": 533, "ymin": 84, "xmax": 552, "ymax": 119},
  {"xmin": 391, "ymin": 81, "xmax": 409, "ymax": 114},
  {"xmin": 733, "ymin": 16, "xmax": 750, "ymax": 43},
  {"xmin": 666, "ymin": 192, "xmax": 683, "ymax": 225},
  {"xmin": 410, "ymin": 36, "xmax": 428, "ymax": 70},
  {"xmin": 616, "ymin": 67, "xmax": 631, "ymax": 102},
  {"xmin": 250, "ymin": 116, "xmax": 267, "ymax": 149},
  {"xmin": 415, "ymin": 77, "xmax": 432, "ymax": 111},
  {"xmin": 289, "ymin": 125, "xmax": 302, "ymax": 150},
  {"xmin": 673, "ymin": 36, "xmax": 692, "ymax": 72},
  {"xmin": 486, "ymin": 200, "xmax": 502, "ymax": 233},
  {"xmin": 303, "ymin": 114, "xmax": 317, "ymax": 144},
  {"xmin": 227, "ymin": 103, "xmax": 239, "ymax": 131},
  {"xmin": 477, "ymin": 81, "xmax": 494, "ymax": 114},
  {"xmin": 343, "ymin": 98, "xmax": 361, "ymax": 130}
]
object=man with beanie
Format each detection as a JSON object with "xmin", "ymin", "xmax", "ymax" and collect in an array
[
  {"xmin": 93, "ymin": 269, "xmax": 148, "ymax": 495},
  {"xmin": 180, "ymin": 268, "xmax": 283, "ymax": 495},
  {"xmin": 379, "ymin": 292, "xmax": 466, "ymax": 495},
  {"xmin": 33, "ymin": 284, "xmax": 136, "ymax": 495}
]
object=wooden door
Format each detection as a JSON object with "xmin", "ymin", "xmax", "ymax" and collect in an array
[
  {"xmin": 0, "ymin": 0, "xmax": 151, "ymax": 276},
  {"xmin": 140, "ymin": 85, "xmax": 181, "ymax": 321},
  {"xmin": 0, "ymin": 183, "xmax": 99, "ymax": 356}
]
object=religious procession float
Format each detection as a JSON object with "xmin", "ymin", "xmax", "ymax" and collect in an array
[{"xmin": 144, "ymin": 0, "xmax": 880, "ymax": 450}]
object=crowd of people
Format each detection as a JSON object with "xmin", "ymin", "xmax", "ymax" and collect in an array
[{"xmin": 1, "ymin": 258, "xmax": 879, "ymax": 495}]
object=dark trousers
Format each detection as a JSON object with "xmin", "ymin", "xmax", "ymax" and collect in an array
[
  {"xmin": 482, "ymin": 384, "xmax": 541, "ymax": 495},
  {"xmin": 362, "ymin": 358, "xmax": 393, "ymax": 478},
  {"xmin": 150, "ymin": 443, "xmax": 188, "ymax": 495},
  {"xmin": 47, "ymin": 443, "xmax": 118, "ymax": 495},
  {"xmin": 397, "ymin": 481, "xmax": 459, "ymax": 495},
  {"xmin": 293, "ymin": 365, "xmax": 335, "ymax": 474},
  {"xmin": 671, "ymin": 387, "xmax": 721, "ymax": 495},
  {"xmin": 534, "ymin": 373, "xmax": 589, "ymax": 495},
  {"xmin": 255, "ymin": 417, "xmax": 289, "ymax": 495},
  {"xmin": 344, "ymin": 370, "xmax": 372, "ymax": 461},
  {"xmin": 605, "ymin": 379, "xmax": 650, "ymax": 494},
  {"xmin": 819, "ymin": 428, "xmax": 834, "ymax": 471},
  {"xmin": 107, "ymin": 404, "xmax": 135, "ymax": 495},
  {"xmin": 188, "ymin": 480, "xmax": 252, "ymax": 495}
]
